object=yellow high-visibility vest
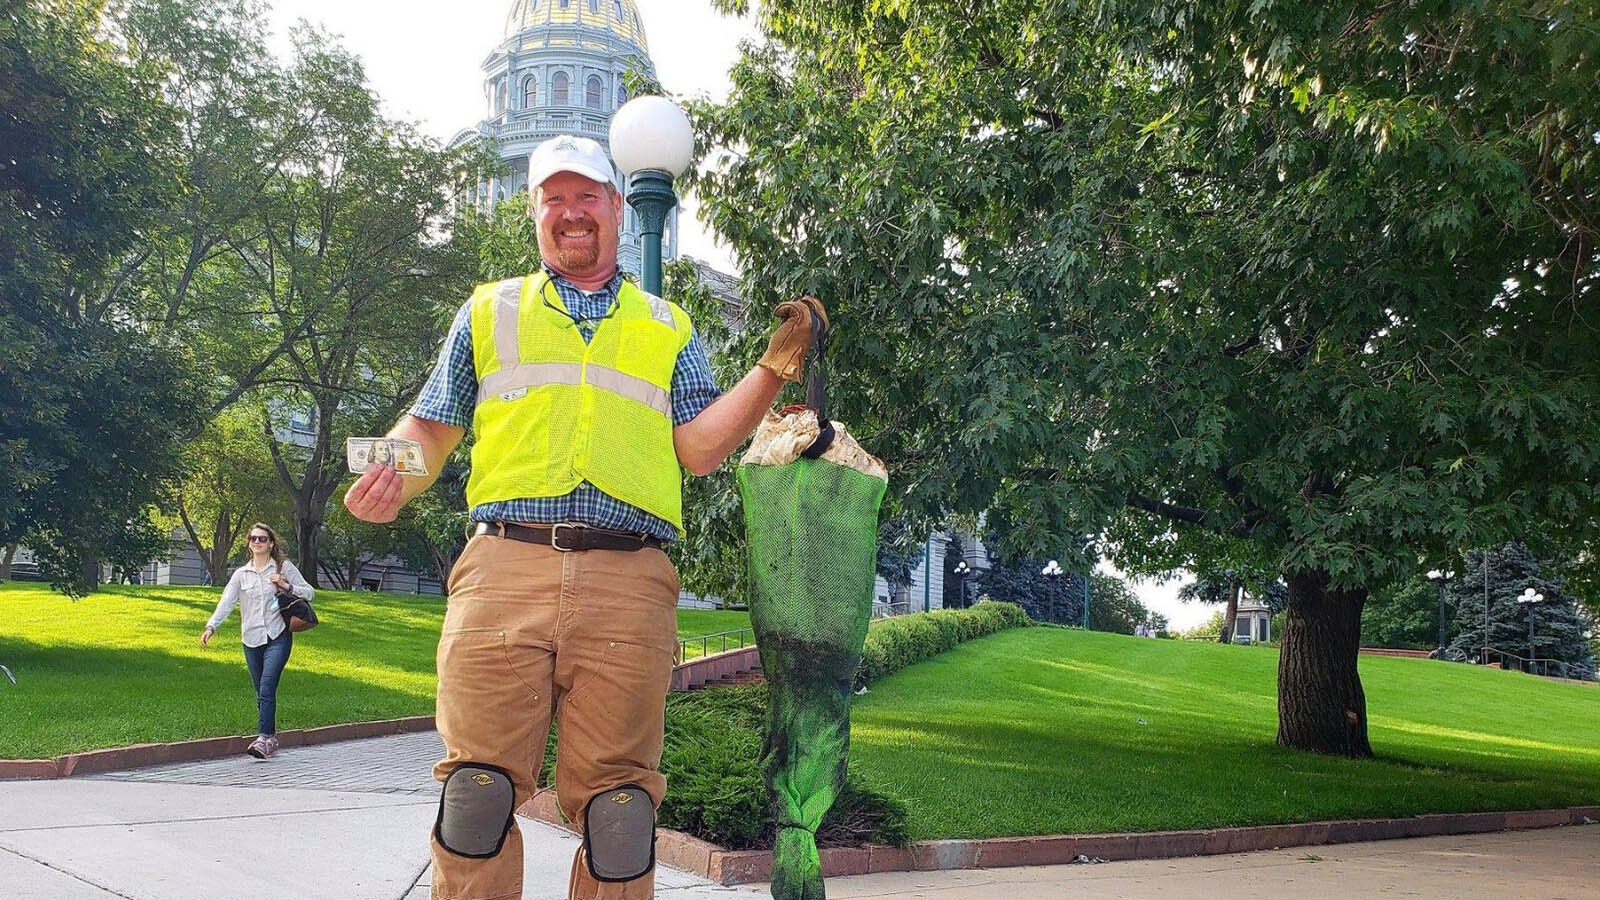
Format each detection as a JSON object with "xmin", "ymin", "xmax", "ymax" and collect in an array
[{"xmin": 465, "ymin": 272, "xmax": 692, "ymax": 534}]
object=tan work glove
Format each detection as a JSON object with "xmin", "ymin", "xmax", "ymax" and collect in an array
[{"xmin": 757, "ymin": 295, "xmax": 828, "ymax": 383}]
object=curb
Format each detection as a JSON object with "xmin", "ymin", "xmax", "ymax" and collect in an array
[
  {"xmin": 0, "ymin": 715, "xmax": 436, "ymax": 780},
  {"xmin": 521, "ymin": 800, "xmax": 1600, "ymax": 886}
]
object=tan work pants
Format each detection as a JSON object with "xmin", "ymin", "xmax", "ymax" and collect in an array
[{"xmin": 430, "ymin": 533, "xmax": 679, "ymax": 900}]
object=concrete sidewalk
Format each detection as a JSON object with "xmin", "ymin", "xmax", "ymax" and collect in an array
[{"xmin": 1, "ymin": 731, "xmax": 1595, "ymax": 899}]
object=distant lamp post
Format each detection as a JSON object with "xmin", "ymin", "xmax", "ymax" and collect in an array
[
  {"xmin": 1517, "ymin": 587, "xmax": 1545, "ymax": 674},
  {"xmin": 1041, "ymin": 559, "xmax": 1066, "ymax": 625},
  {"xmin": 608, "ymin": 95, "xmax": 694, "ymax": 296},
  {"xmin": 953, "ymin": 560, "xmax": 971, "ymax": 609},
  {"xmin": 1426, "ymin": 569, "xmax": 1453, "ymax": 658}
]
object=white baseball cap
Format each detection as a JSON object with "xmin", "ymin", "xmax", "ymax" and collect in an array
[{"xmin": 528, "ymin": 134, "xmax": 616, "ymax": 189}]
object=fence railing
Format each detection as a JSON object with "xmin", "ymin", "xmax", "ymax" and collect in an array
[
  {"xmin": 871, "ymin": 600, "xmax": 913, "ymax": 620},
  {"xmin": 1480, "ymin": 646, "xmax": 1597, "ymax": 681},
  {"xmin": 675, "ymin": 601, "xmax": 925, "ymax": 662},
  {"xmin": 675, "ymin": 627, "xmax": 754, "ymax": 664}
]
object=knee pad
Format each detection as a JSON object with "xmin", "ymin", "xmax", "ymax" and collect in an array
[
  {"xmin": 583, "ymin": 784, "xmax": 655, "ymax": 882},
  {"xmin": 435, "ymin": 763, "xmax": 516, "ymax": 858}
]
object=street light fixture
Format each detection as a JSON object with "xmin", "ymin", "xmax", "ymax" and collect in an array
[
  {"xmin": 608, "ymin": 96, "xmax": 694, "ymax": 296},
  {"xmin": 953, "ymin": 560, "xmax": 971, "ymax": 609},
  {"xmin": 1517, "ymin": 587, "xmax": 1545, "ymax": 674},
  {"xmin": 1426, "ymin": 569, "xmax": 1453, "ymax": 658},
  {"xmin": 1041, "ymin": 559, "xmax": 1067, "ymax": 625}
]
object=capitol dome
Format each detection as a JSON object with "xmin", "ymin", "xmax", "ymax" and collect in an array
[
  {"xmin": 504, "ymin": 0, "xmax": 650, "ymax": 52},
  {"xmin": 457, "ymin": 0, "xmax": 673, "ymax": 275}
]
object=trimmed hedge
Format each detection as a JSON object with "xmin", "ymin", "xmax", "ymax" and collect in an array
[{"xmin": 855, "ymin": 601, "xmax": 1031, "ymax": 688}]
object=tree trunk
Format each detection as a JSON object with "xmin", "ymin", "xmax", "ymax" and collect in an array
[
  {"xmin": 1, "ymin": 544, "xmax": 13, "ymax": 580},
  {"xmin": 295, "ymin": 510, "xmax": 323, "ymax": 586},
  {"xmin": 209, "ymin": 516, "xmax": 235, "ymax": 586},
  {"xmin": 1219, "ymin": 576, "xmax": 1239, "ymax": 643},
  {"xmin": 426, "ymin": 541, "xmax": 456, "ymax": 588},
  {"xmin": 1277, "ymin": 570, "xmax": 1372, "ymax": 757}
]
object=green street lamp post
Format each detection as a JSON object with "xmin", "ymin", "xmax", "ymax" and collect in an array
[
  {"xmin": 1427, "ymin": 569, "xmax": 1452, "ymax": 657},
  {"xmin": 1517, "ymin": 587, "xmax": 1544, "ymax": 675},
  {"xmin": 609, "ymin": 96, "xmax": 694, "ymax": 296}
]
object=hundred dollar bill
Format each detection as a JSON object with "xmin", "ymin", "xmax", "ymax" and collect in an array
[{"xmin": 346, "ymin": 437, "xmax": 429, "ymax": 476}]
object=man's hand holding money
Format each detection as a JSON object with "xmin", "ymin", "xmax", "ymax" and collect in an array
[
  {"xmin": 343, "ymin": 437, "xmax": 426, "ymax": 524},
  {"xmin": 344, "ymin": 462, "xmax": 404, "ymax": 524}
]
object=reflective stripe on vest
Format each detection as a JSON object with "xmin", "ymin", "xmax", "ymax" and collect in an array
[{"xmin": 464, "ymin": 272, "xmax": 691, "ymax": 534}]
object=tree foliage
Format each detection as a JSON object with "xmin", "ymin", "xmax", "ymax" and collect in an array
[
  {"xmin": 976, "ymin": 554, "xmax": 1086, "ymax": 626},
  {"xmin": 0, "ymin": 0, "xmax": 205, "ymax": 593},
  {"xmin": 1447, "ymin": 542, "xmax": 1596, "ymax": 671},
  {"xmin": 1087, "ymin": 571, "xmax": 1166, "ymax": 635},
  {"xmin": 697, "ymin": 0, "xmax": 1600, "ymax": 755},
  {"xmin": 158, "ymin": 405, "xmax": 289, "ymax": 584}
]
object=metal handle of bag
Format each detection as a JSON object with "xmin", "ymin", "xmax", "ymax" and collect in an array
[{"xmin": 801, "ymin": 311, "xmax": 835, "ymax": 459}]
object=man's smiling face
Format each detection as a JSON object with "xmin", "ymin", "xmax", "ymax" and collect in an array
[{"xmin": 534, "ymin": 170, "xmax": 623, "ymax": 283}]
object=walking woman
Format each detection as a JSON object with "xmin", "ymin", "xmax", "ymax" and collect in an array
[{"xmin": 199, "ymin": 523, "xmax": 313, "ymax": 759}]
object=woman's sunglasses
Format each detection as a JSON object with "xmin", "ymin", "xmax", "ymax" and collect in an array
[{"xmin": 248, "ymin": 535, "xmax": 272, "ymax": 543}]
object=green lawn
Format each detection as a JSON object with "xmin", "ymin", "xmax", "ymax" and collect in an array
[
  {"xmin": 0, "ymin": 582, "xmax": 748, "ymax": 758},
  {"xmin": 848, "ymin": 627, "xmax": 1600, "ymax": 839}
]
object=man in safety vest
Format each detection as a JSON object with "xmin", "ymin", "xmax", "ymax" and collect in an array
[{"xmin": 344, "ymin": 134, "xmax": 823, "ymax": 899}]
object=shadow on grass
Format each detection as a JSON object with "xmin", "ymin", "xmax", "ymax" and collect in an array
[{"xmin": 0, "ymin": 637, "xmax": 435, "ymax": 759}]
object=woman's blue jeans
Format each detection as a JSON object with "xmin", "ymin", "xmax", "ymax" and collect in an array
[{"xmin": 242, "ymin": 629, "xmax": 292, "ymax": 736}]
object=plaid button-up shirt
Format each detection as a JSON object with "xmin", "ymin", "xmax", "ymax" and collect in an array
[{"xmin": 410, "ymin": 267, "xmax": 722, "ymax": 542}]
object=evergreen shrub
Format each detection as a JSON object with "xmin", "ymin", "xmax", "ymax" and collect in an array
[
  {"xmin": 855, "ymin": 601, "xmax": 1030, "ymax": 687},
  {"xmin": 656, "ymin": 685, "xmax": 910, "ymax": 850}
]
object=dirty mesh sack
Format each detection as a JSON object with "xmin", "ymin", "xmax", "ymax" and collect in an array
[{"xmin": 738, "ymin": 408, "xmax": 887, "ymax": 900}]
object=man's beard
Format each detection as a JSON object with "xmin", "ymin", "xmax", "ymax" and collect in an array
[{"xmin": 553, "ymin": 240, "xmax": 601, "ymax": 271}]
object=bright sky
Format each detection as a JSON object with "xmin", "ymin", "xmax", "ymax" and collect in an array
[{"xmin": 261, "ymin": 0, "xmax": 1207, "ymax": 629}]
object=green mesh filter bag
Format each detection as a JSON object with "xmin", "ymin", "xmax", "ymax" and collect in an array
[{"xmin": 738, "ymin": 410, "xmax": 886, "ymax": 900}]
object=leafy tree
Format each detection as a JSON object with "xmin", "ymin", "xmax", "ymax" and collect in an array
[
  {"xmin": 1448, "ymin": 543, "xmax": 1596, "ymax": 673},
  {"xmin": 1361, "ymin": 575, "xmax": 1449, "ymax": 652},
  {"xmin": 1178, "ymin": 573, "xmax": 1243, "ymax": 644},
  {"xmin": 248, "ymin": 27, "xmax": 479, "ymax": 582},
  {"xmin": 1183, "ymin": 611, "xmax": 1227, "ymax": 642},
  {"xmin": 1180, "ymin": 568, "xmax": 1290, "ymax": 644},
  {"xmin": 159, "ymin": 405, "xmax": 290, "ymax": 584},
  {"xmin": 976, "ymin": 554, "xmax": 1085, "ymax": 626},
  {"xmin": 0, "ymin": 0, "xmax": 206, "ymax": 593},
  {"xmin": 874, "ymin": 516, "xmax": 921, "ymax": 601},
  {"xmin": 459, "ymin": 191, "xmax": 541, "ymax": 282},
  {"xmin": 381, "ymin": 443, "xmax": 471, "ymax": 586},
  {"xmin": 697, "ymin": 0, "xmax": 1600, "ymax": 757},
  {"xmin": 1087, "ymin": 571, "xmax": 1166, "ymax": 635},
  {"xmin": 941, "ymin": 536, "xmax": 968, "ymax": 609},
  {"xmin": 317, "ymin": 503, "xmax": 399, "ymax": 590}
]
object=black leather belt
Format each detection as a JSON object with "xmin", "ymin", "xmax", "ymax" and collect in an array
[{"xmin": 474, "ymin": 521, "xmax": 666, "ymax": 552}]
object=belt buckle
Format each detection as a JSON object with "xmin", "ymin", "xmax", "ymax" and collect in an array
[{"xmin": 550, "ymin": 523, "xmax": 581, "ymax": 552}]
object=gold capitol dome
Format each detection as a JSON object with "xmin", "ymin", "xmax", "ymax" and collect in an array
[{"xmin": 503, "ymin": 0, "xmax": 650, "ymax": 52}]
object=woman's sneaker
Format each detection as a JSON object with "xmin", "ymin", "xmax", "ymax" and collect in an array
[{"xmin": 246, "ymin": 736, "xmax": 279, "ymax": 759}]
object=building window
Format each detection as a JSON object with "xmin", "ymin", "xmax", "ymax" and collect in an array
[
  {"xmin": 1236, "ymin": 618, "xmax": 1251, "ymax": 638},
  {"xmin": 558, "ymin": 0, "xmax": 569, "ymax": 8},
  {"xmin": 613, "ymin": 0, "xmax": 623, "ymax": 18},
  {"xmin": 523, "ymin": 74, "xmax": 538, "ymax": 109},
  {"xmin": 552, "ymin": 71, "xmax": 569, "ymax": 105},
  {"xmin": 616, "ymin": 83, "xmax": 627, "ymax": 107},
  {"xmin": 589, "ymin": 0, "xmax": 599, "ymax": 12},
  {"xmin": 586, "ymin": 75, "xmax": 603, "ymax": 109}
]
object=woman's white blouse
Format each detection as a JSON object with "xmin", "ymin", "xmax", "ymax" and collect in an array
[{"xmin": 206, "ymin": 560, "xmax": 314, "ymax": 647}]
